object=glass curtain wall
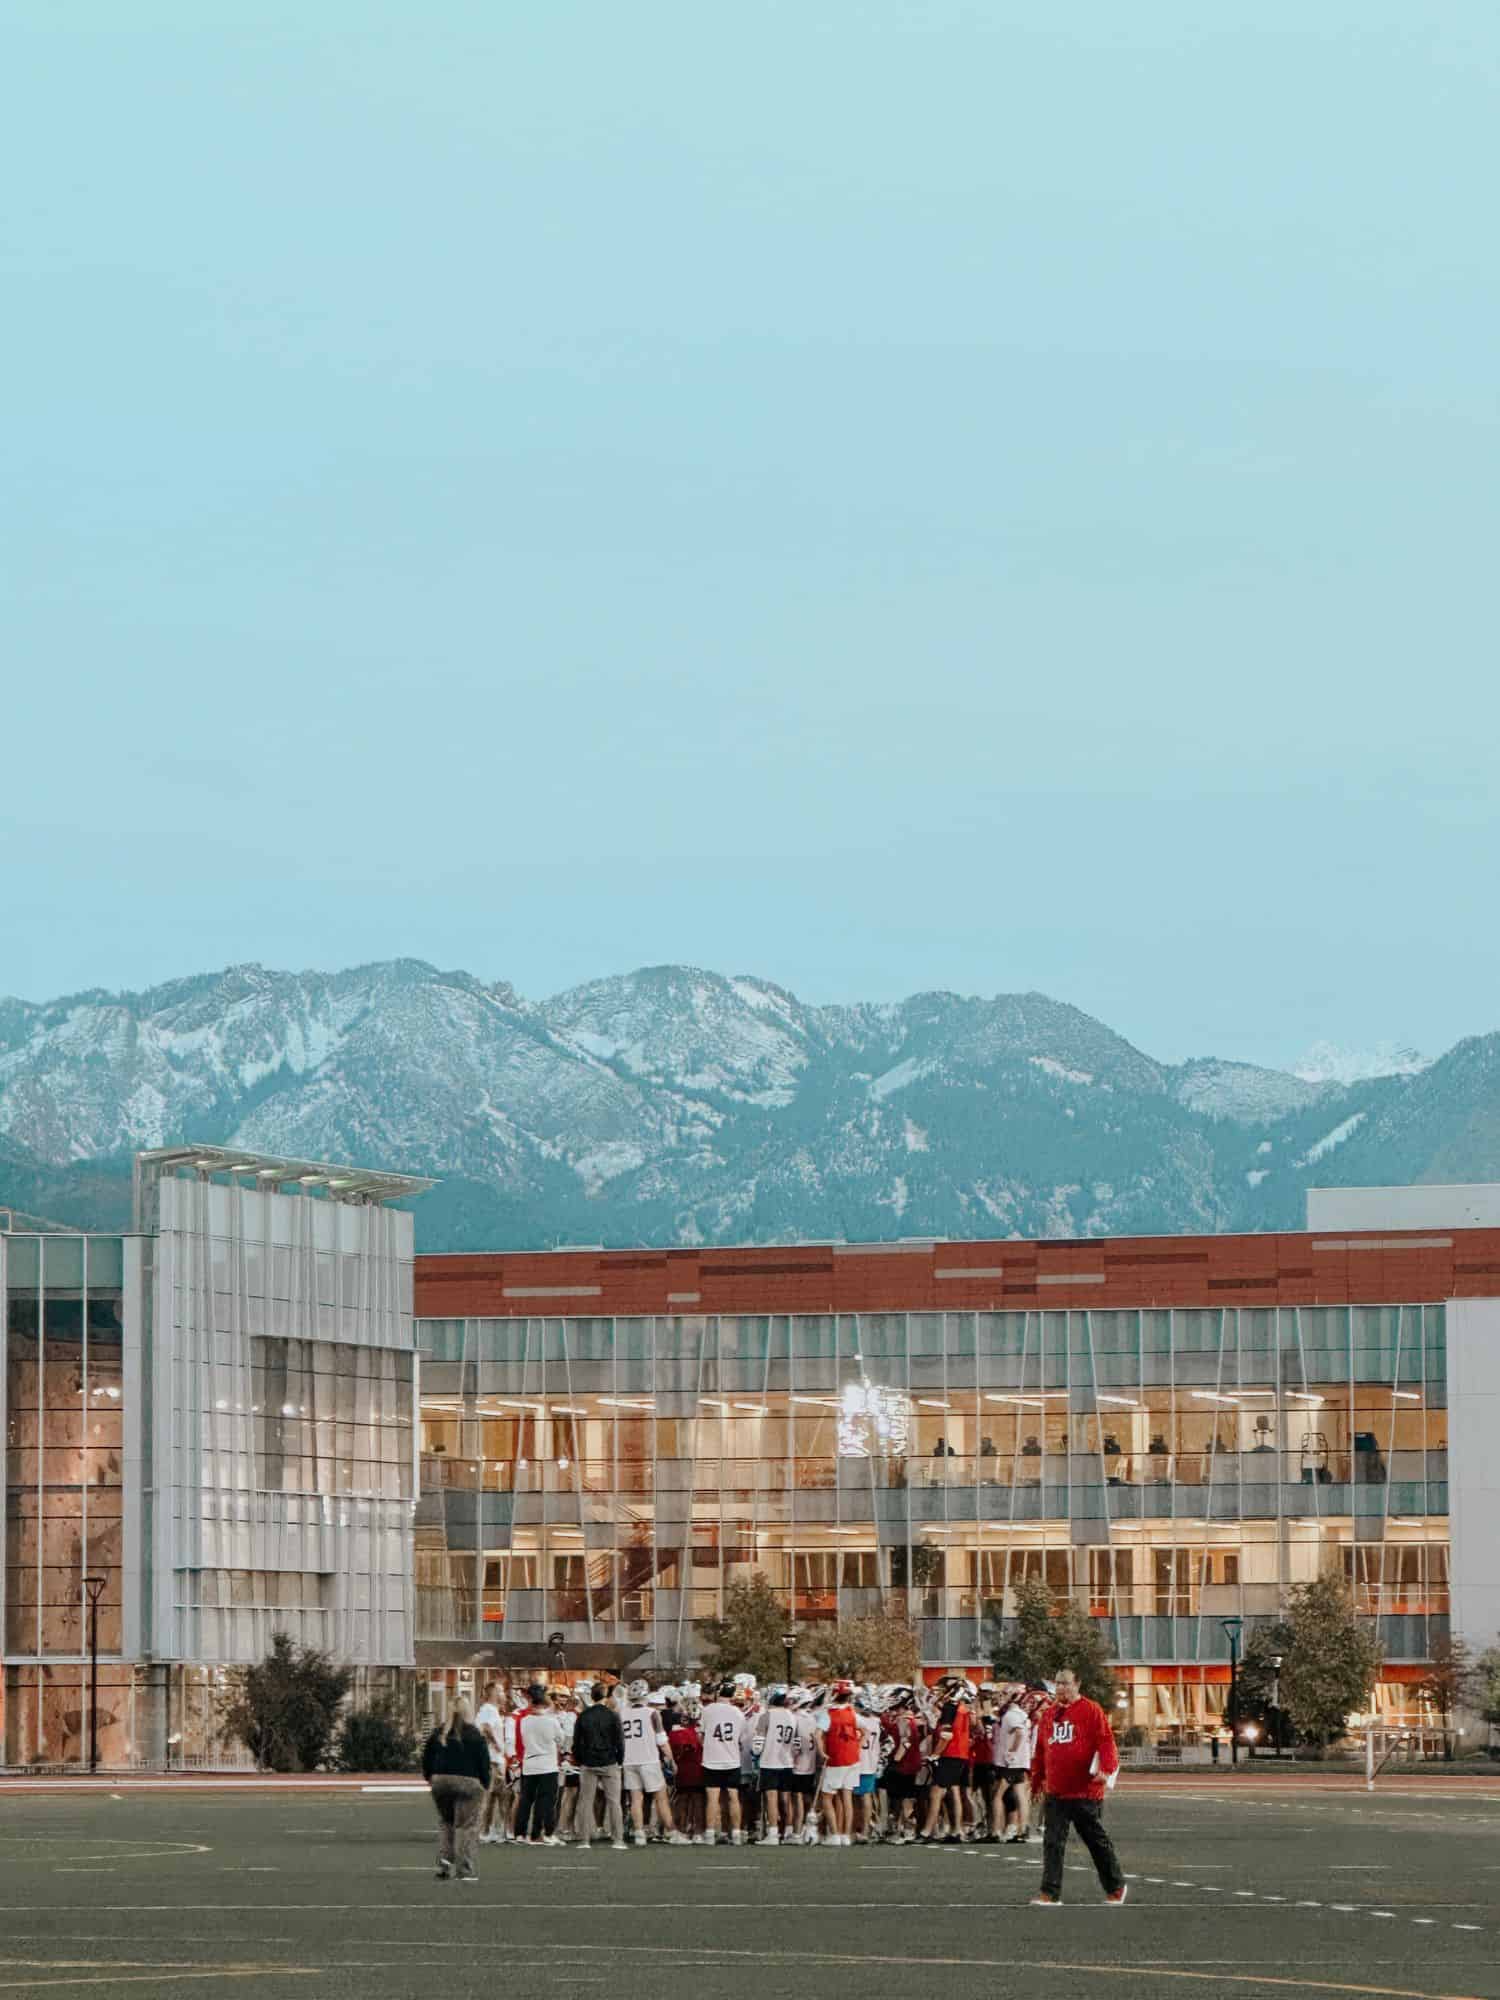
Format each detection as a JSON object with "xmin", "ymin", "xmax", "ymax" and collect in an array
[
  {"xmin": 4, "ymin": 1235, "xmax": 126, "ymax": 1765},
  {"xmin": 414, "ymin": 1305, "xmax": 1448, "ymax": 1673}
]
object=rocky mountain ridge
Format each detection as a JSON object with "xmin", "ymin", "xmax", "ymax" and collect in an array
[{"xmin": 0, "ymin": 960, "xmax": 1487, "ymax": 1249}]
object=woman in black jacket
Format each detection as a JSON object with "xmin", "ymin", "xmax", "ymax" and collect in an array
[{"xmin": 422, "ymin": 1698, "xmax": 492, "ymax": 1881}]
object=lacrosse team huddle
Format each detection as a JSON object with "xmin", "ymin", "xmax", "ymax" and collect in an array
[{"xmin": 423, "ymin": 1663, "xmax": 1127, "ymax": 1903}]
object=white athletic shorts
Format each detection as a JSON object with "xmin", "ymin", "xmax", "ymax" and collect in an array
[
  {"xmin": 820, "ymin": 1763, "xmax": 860, "ymax": 1794},
  {"xmin": 624, "ymin": 1761, "xmax": 665, "ymax": 1794}
]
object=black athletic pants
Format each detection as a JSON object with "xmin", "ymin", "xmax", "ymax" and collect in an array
[
  {"xmin": 1040, "ymin": 1795, "xmax": 1123, "ymax": 1898},
  {"xmin": 517, "ymin": 1771, "xmax": 560, "ymax": 1840}
]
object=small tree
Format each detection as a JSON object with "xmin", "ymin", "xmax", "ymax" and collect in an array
[
  {"xmin": 333, "ymin": 1701, "xmax": 418, "ymax": 1774},
  {"xmin": 697, "ymin": 1574, "xmax": 796, "ymax": 1684},
  {"xmin": 1278, "ymin": 1576, "xmax": 1382, "ymax": 1751},
  {"xmin": 219, "ymin": 1631, "xmax": 353, "ymax": 1772},
  {"xmin": 803, "ymin": 1613, "xmax": 921, "ymax": 1684},
  {"xmin": 990, "ymin": 1576, "xmax": 1117, "ymax": 1707},
  {"xmin": 1047, "ymin": 1598, "xmax": 1118, "ymax": 1708},
  {"xmin": 990, "ymin": 1576, "xmax": 1055, "ymax": 1685},
  {"xmin": 1417, "ymin": 1635, "xmax": 1478, "ymax": 1759}
]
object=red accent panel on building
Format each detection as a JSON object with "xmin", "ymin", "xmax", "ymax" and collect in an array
[{"xmin": 415, "ymin": 1228, "xmax": 1500, "ymax": 1320}]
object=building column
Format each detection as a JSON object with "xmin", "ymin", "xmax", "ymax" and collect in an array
[{"xmin": 1445, "ymin": 1297, "xmax": 1500, "ymax": 1651}]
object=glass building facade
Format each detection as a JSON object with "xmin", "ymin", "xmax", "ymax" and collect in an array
[
  {"xmin": 2, "ymin": 1232, "xmax": 133, "ymax": 1765},
  {"xmin": 3, "ymin": 1180, "xmax": 1488, "ymax": 1760},
  {"xmin": 414, "ymin": 1300, "xmax": 1450, "ymax": 1737},
  {"xmin": 1, "ymin": 1145, "xmax": 428, "ymax": 1769}
]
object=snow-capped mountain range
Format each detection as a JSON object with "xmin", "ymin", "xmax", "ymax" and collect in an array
[{"xmin": 0, "ymin": 960, "xmax": 1490, "ymax": 1248}]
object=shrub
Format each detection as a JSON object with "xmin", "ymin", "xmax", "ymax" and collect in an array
[
  {"xmin": 334, "ymin": 1702, "xmax": 418, "ymax": 1774},
  {"xmin": 218, "ymin": 1631, "xmax": 352, "ymax": 1772}
]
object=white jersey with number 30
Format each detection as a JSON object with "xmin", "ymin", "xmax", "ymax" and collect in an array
[{"xmin": 758, "ymin": 1709, "xmax": 801, "ymax": 1772}]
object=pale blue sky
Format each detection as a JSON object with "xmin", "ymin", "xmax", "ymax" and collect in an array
[{"xmin": 3, "ymin": 3, "xmax": 1496, "ymax": 1066}]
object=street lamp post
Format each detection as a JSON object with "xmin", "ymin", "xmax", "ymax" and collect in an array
[
  {"xmin": 1269, "ymin": 1653, "xmax": 1284, "ymax": 1758},
  {"xmin": 1220, "ymin": 1616, "xmax": 1243, "ymax": 1769},
  {"xmin": 783, "ymin": 1631, "xmax": 797, "ymax": 1686},
  {"xmin": 83, "ymin": 1575, "xmax": 106, "ymax": 1774}
]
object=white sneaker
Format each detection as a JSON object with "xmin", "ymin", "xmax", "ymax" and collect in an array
[
  {"xmin": 763, "ymin": 1828, "xmax": 779, "ymax": 1846},
  {"xmin": 541, "ymin": 1835, "xmax": 560, "ymax": 1847},
  {"xmin": 730, "ymin": 1830, "xmax": 744, "ymax": 1846},
  {"xmin": 611, "ymin": 1842, "xmax": 627, "ymax": 1852},
  {"xmin": 667, "ymin": 1832, "xmax": 689, "ymax": 1845}
]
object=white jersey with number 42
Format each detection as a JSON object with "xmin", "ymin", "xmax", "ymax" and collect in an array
[{"xmin": 700, "ymin": 1700, "xmax": 746, "ymax": 1771}]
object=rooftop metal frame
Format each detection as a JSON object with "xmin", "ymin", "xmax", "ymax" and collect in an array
[{"xmin": 132, "ymin": 1144, "xmax": 434, "ymax": 1230}]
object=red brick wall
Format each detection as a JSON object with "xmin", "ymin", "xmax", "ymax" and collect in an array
[{"xmin": 415, "ymin": 1227, "xmax": 1500, "ymax": 1320}]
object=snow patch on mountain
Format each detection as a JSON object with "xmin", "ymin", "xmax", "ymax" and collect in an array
[
  {"xmin": 869, "ymin": 1057, "xmax": 933, "ymax": 1101},
  {"xmin": 1293, "ymin": 1041, "xmax": 1428, "ymax": 1085},
  {"xmin": 1030, "ymin": 1056, "xmax": 1094, "ymax": 1086},
  {"xmin": 1171, "ymin": 1058, "xmax": 1330, "ymax": 1125},
  {"xmin": 1299, "ymin": 1112, "xmax": 1368, "ymax": 1166},
  {"xmin": 564, "ymin": 1029, "xmax": 623, "ymax": 1062},
  {"xmin": 572, "ymin": 1142, "xmax": 648, "ymax": 1191}
]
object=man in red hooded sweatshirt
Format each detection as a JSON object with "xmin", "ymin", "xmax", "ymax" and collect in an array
[{"xmin": 1028, "ymin": 1667, "xmax": 1127, "ymax": 1905}]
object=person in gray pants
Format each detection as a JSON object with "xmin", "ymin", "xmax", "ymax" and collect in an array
[
  {"xmin": 571, "ymin": 1682, "xmax": 626, "ymax": 1848},
  {"xmin": 422, "ymin": 1698, "xmax": 493, "ymax": 1881}
]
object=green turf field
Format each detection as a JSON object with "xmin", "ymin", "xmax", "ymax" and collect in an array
[{"xmin": 0, "ymin": 1783, "xmax": 1496, "ymax": 1999}]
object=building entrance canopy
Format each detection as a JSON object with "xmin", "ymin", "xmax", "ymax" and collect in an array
[{"xmin": 414, "ymin": 1640, "xmax": 647, "ymax": 1672}]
